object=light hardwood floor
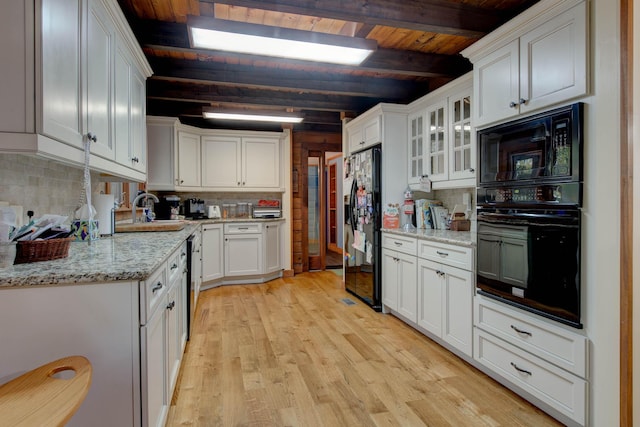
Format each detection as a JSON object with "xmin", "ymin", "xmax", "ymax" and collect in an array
[{"xmin": 167, "ymin": 271, "xmax": 563, "ymax": 427}]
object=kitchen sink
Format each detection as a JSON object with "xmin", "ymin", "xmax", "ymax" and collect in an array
[{"xmin": 115, "ymin": 220, "xmax": 187, "ymax": 233}]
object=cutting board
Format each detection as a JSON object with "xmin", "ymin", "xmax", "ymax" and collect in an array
[{"xmin": 115, "ymin": 221, "xmax": 186, "ymax": 232}]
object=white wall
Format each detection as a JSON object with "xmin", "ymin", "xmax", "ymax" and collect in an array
[{"xmin": 584, "ymin": 0, "xmax": 621, "ymax": 424}]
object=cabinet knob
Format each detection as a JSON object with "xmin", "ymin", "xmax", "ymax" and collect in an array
[
  {"xmin": 171, "ymin": 263, "xmax": 178, "ymax": 270},
  {"xmin": 132, "ymin": 156, "xmax": 139, "ymax": 163},
  {"xmin": 519, "ymin": 98, "xmax": 528, "ymax": 105},
  {"xmin": 180, "ymin": 180, "xmax": 184, "ymax": 184},
  {"xmin": 468, "ymin": 168, "xmax": 475, "ymax": 173},
  {"xmin": 237, "ymin": 182, "xmax": 240, "ymax": 186},
  {"xmin": 87, "ymin": 132, "xmax": 98, "ymax": 143},
  {"xmin": 509, "ymin": 101, "xmax": 518, "ymax": 108},
  {"xmin": 166, "ymin": 301, "xmax": 175, "ymax": 310},
  {"xmin": 152, "ymin": 282, "xmax": 163, "ymax": 293}
]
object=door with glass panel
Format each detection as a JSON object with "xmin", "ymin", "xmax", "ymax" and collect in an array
[
  {"xmin": 449, "ymin": 90, "xmax": 475, "ymax": 181},
  {"xmin": 426, "ymin": 100, "xmax": 448, "ymax": 183},
  {"xmin": 308, "ymin": 151, "xmax": 325, "ymax": 271},
  {"xmin": 408, "ymin": 111, "xmax": 427, "ymax": 186}
]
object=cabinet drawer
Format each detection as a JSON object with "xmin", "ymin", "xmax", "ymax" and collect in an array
[
  {"xmin": 382, "ymin": 233, "xmax": 417, "ymax": 255},
  {"xmin": 418, "ymin": 240, "xmax": 472, "ymax": 271},
  {"xmin": 475, "ymin": 329, "xmax": 586, "ymax": 425},
  {"xmin": 140, "ymin": 264, "xmax": 168, "ymax": 325},
  {"xmin": 224, "ymin": 222, "xmax": 262, "ymax": 234},
  {"xmin": 474, "ymin": 296, "xmax": 588, "ymax": 378},
  {"xmin": 167, "ymin": 245, "xmax": 184, "ymax": 285}
]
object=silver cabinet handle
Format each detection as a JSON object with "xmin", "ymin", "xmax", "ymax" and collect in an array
[
  {"xmin": 510, "ymin": 362, "xmax": 532, "ymax": 376},
  {"xmin": 152, "ymin": 282, "xmax": 163, "ymax": 293},
  {"xmin": 436, "ymin": 251, "xmax": 449, "ymax": 257},
  {"xmin": 510, "ymin": 325, "xmax": 532, "ymax": 336}
]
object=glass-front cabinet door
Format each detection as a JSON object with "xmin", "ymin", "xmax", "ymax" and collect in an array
[
  {"xmin": 407, "ymin": 111, "xmax": 426, "ymax": 186},
  {"xmin": 426, "ymin": 100, "xmax": 447, "ymax": 182},
  {"xmin": 449, "ymin": 89, "xmax": 475, "ymax": 181}
]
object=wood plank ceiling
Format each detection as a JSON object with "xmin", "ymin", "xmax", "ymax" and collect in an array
[{"xmin": 117, "ymin": 0, "xmax": 540, "ymax": 132}]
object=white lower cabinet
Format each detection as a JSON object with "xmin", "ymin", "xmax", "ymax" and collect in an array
[
  {"xmin": 474, "ymin": 295, "xmax": 588, "ymax": 425},
  {"xmin": 381, "ymin": 233, "xmax": 418, "ymax": 320},
  {"xmin": 224, "ymin": 223, "xmax": 263, "ymax": 276},
  {"xmin": 202, "ymin": 223, "xmax": 224, "ymax": 282},
  {"xmin": 417, "ymin": 239, "xmax": 474, "ymax": 357},
  {"xmin": 417, "ymin": 256, "xmax": 473, "ymax": 356},
  {"xmin": 263, "ymin": 222, "xmax": 282, "ymax": 275},
  {"xmin": 141, "ymin": 242, "xmax": 188, "ymax": 427},
  {"xmin": 141, "ymin": 294, "xmax": 167, "ymax": 427}
]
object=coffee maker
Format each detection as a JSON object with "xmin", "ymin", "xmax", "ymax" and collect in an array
[
  {"xmin": 184, "ymin": 198, "xmax": 206, "ymax": 219},
  {"xmin": 155, "ymin": 195, "xmax": 181, "ymax": 220}
]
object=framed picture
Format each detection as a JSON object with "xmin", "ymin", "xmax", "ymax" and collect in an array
[{"xmin": 511, "ymin": 150, "xmax": 542, "ymax": 179}]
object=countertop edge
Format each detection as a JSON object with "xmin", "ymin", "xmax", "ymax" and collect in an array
[{"xmin": 382, "ymin": 228, "xmax": 476, "ymax": 248}]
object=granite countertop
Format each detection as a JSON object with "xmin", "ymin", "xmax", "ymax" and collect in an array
[
  {"xmin": 382, "ymin": 227, "xmax": 476, "ymax": 247},
  {"xmin": 0, "ymin": 223, "xmax": 200, "ymax": 288}
]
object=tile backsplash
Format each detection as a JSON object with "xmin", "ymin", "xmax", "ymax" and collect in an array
[{"xmin": 0, "ymin": 154, "xmax": 104, "ymax": 222}]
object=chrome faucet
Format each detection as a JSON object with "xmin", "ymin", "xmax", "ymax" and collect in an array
[{"xmin": 131, "ymin": 192, "xmax": 159, "ymax": 223}]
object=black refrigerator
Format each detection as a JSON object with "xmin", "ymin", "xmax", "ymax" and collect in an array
[{"xmin": 344, "ymin": 144, "xmax": 382, "ymax": 311}]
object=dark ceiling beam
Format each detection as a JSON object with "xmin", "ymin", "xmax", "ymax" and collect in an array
[
  {"xmin": 138, "ymin": 20, "xmax": 471, "ymax": 77},
  {"xmin": 202, "ymin": 0, "xmax": 510, "ymax": 38},
  {"xmin": 148, "ymin": 57, "xmax": 430, "ymax": 100},
  {"xmin": 146, "ymin": 79, "xmax": 379, "ymax": 113}
]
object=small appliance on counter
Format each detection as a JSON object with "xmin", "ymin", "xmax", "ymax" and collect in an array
[
  {"xmin": 184, "ymin": 198, "xmax": 206, "ymax": 219},
  {"xmin": 252, "ymin": 207, "xmax": 281, "ymax": 218},
  {"xmin": 207, "ymin": 205, "xmax": 221, "ymax": 219},
  {"xmin": 155, "ymin": 195, "xmax": 181, "ymax": 220},
  {"xmin": 93, "ymin": 193, "xmax": 115, "ymax": 236}
]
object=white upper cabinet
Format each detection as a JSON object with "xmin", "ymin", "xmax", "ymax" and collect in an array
[
  {"xmin": 0, "ymin": 0, "xmax": 152, "ymax": 181},
  {"xmin": 201, "ymin": 135, "xmax": 281, "ymax": 190},
  {"xmin": 201, "ymin": 136, "xmax": 242, "ymax": 188},
  {"xmin": 462, "ymin": 0, "xmax": 587, "ymax": 128},
  {"xmin": 86, "ymin": 0, "xmax": 115, "ymax": 160},
  {"xmin": 346, "ymin": 115, "xmax": 381, "ymax": 154},
  {"xmin": 407, "ymin": 73, "xmax": 475, "ymax": 190},
  {"xmin": 177, "ymin": 131, "xmax": 201, "ymax": 187},
  {"xmin": 448, "ymin": 89, "xmax": 475, "ymax": 182},
  {"xmin": 147, "ymin": 121, "xmax": 286, "ymax": 192},
  {"xmin": 40, "ymin": 0, "xmax": 84, "ymax": 148}
]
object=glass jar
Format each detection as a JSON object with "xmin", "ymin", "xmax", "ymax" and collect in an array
[
  {"xmin": 237, "ymin": 202, "xmax": 248, "ymax": 218},
  {"xmin": 222, "ymin": 203, "xmax": 230, "ymax": 219},
  {"xmin": 247, "ymin": 203, "xmax": 253, "ymax": 218},
  {"xmin": 228, "ymin": 203, "xmax": 237, "ymax": 218}
]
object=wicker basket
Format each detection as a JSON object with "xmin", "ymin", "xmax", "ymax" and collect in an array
[{"xmin": 15, "ymin": 237, "xmax": 74, "ymax": 264}]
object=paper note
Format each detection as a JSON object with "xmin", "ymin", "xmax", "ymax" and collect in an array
[{"xmin": 352, "ymin": 230, "xmax": 366, "ymax": 253}]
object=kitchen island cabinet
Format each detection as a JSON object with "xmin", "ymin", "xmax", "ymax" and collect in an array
[
  {"xmin": 0, "ymin": 226, "xmax": 197, "ymax": 427},
  {"xmin": 0, "ymin": 0, "xmax": 152, "ymax": 182}
]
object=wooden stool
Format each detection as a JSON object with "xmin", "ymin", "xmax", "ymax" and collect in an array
[{"xmin": 0, "ymin": 355, "xmax": 92, "ymax": 427}]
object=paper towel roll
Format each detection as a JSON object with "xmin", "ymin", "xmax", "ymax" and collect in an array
[{"xmin": 93, "ymin": 194, "xmax": 115, "ymax": 235}]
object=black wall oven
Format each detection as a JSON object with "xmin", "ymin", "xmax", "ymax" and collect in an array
[{"xmin": 476, "ymin": 103, "xmax": 584, "ymax": 328}]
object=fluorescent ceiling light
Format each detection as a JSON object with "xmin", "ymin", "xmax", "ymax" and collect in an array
[
  {"xmin": 203, "ymin": 110, "xmax": 304, "ymax": 124},
  {"xmin": 188, "ymin": 16, "xmax": 376, "ymax": 66}
]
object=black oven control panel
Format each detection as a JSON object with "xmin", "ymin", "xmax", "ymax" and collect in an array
[{"xmin": 477, "ymin": 182, "xmax": 581, "ymax": 206}]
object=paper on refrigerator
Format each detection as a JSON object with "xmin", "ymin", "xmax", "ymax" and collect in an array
[{"xmin": 352, "ymin": 230, "xmax": 366, "ymax": 253}]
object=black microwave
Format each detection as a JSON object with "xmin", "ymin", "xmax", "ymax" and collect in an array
[{"xmin": 477, "ymin": 103, "xmax": 584, "ymax": 206}]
